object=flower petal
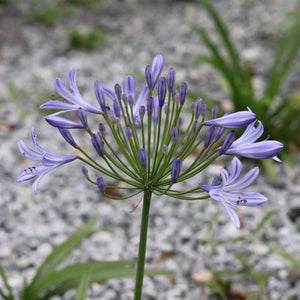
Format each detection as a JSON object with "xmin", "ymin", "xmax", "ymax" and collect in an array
[
  {"xmin": 151, "ymin": 53, "xmax": 164, "ymax": 89},
  {"xmin": 123, "ymin": 76, "xmax": 136, "ymax": 99},
  {"xmin": 222, "ymin": 202, "xmax": 240, "ymax": 228},
  {"xmin": 45, "ymin": 116, "xmax": 84, "ymax": 129},
  {"xmin": 18, "ymin": 140, "xmax": 42, "ymax": 161}
]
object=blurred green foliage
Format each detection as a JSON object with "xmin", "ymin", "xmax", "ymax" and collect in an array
[
  {"xmin": 0, "ymin": 219, "xmax": 172, "ymax": 300},
  {"xmin": 192, "ymin": 0, "xmax": 300, "ymax": 158},
  {"xmin": 192, "ymin": 210, "xmax": 300, "ymax": 300},
  {"xmin": 68, "ymin": 27, "xmax": 106, "ymax": 50}
]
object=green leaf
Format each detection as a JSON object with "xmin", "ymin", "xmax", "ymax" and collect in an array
[
  {"xmin": 245, "ymin": 293, "xmax": 258, "ymax": 300},
  {"xmin": 75, "ymin": 272, "xmax": 91, "ymax": 300},
  {"xmin": 39, "ymin": 264, "xmax": 173, "ymax": 300},
  {"xmin": 26, "ymin": 219, "xmax": 98, "ymax": 299},
  {"xmin": 254, "ymin": 210, "xmax": 278, "ymax": 236},
  {"xmin": 0, "ymin": 265, "xmax": 14, "ymax": 300},
  {"xmin": 216, "ymin": 236, "xmax": 246, "ymax": 246}
]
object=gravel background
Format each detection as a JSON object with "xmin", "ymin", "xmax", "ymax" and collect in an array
[{"xmin": 0, "ymin": 0, "xmax": 300, "ymax": 299}]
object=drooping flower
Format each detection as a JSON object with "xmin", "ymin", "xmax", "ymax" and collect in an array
[
  {"xmin": 204, "ymin": 108, "xmax": 256, "ymax": 129},
  {"xmin": 201, "ymin": 157, "xmax": 267, "ymax": 228},
  {"xmin": 17, "ymin": 128, "xmax": 77, "ymax": 194},
  {"xmin": 222, "ymin": 121, "xmax": 284, "ymax": 161},
  {"xmin": 40, "ymin": 68, "xmax": 102, "ymax": 115}
]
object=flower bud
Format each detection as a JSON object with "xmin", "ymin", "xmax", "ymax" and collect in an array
[
  {"xmin": 195, "ymin": 98, "xmax": 203, "ymax": 119},
  {"xmin": 179, "ymin": 82, "xmax": 188, "ymax": 106},
  {"xmin": 145, "ymin": 65, "xmax": 153, "ymax": 90},
  {"xmin": 167, "ymin": 67, "xmax": 175, "ymax": 92},
  {"xmin": 214, "ymin": 127, "xmax": 225, "ymax": 141},
  {"xmin": 113, "ymin": 99, "xmax": 121, "ymax": 118},
  {"xmin": 125, "ymin": 127, "xmax": 133, "ymax": 139},
  {"xmin": 96, "ymin": 176, "xmax": 105, "ymax": 193},
  {"xmin": 204, "ymin": 126, "xmax": 215, "ymax": 148},
  {"xmin": 190, "ymin": 102, "xmax": 195, "ymax": 113},
  {"xmin": 81, "ymin": 166, "xmax": 89, "ymax": 178},
  {"xmin": 147, "ymin": 97, "xmax": 154, "ymax": 116},
  {"xmin": 171, "ymin": 126, "xmax": 178, "ymax": 143},
  {"xmin": 91, "ymin": 133, "xmax": 104, "ymax": 157},
  {"xmin": 177, "ymin": 117, "xmax": 183, "ymax": 127},
  {"xmin": 139, "ymin": 105, "xmax": 146, "ymax": 119},
  {"xmin": 98, "ymin": 123, "xmax": 106, "ymax": 135},
  {"xmin": 122, "ymin": 94, "xmax": 128, "ymax": 105},
  {"xmin": 193, "ymin": 121, "xmax": 200, "ymax": 133},
  {"xmin": 128, "ymin": 95, "xmax": 134, "ymax": 107},
  {"xmin": 171, "ymin": 158, "xmax": 182, "ymax": 183},
  {"xmin": 138, "ymin": 148, "xmax": 147, "ymax": 168},
  {"xmin": 58, "ymin": 128, "xmax": 78, "ymax": 148},
  {"xmin": 114, "ymin": 83, "xmax": 122, "ymax": 100},
  {"xmin": 77, "ymin": 108, "xmax": 88, "ymax": 129},
  {"xmin": 162, "ymin": 145, "xmax": 168, "ymax": 154},
  {"xmin": 201, "ymin": 102, "xmax": 207, "ymax": 116},
  {"xmin": 211, "ymin": 105, "xmax": 218, "ymax": 118},
  {"xmin": 219, "ymin": 131, "xmax": 236, "ymax": 155},
  {"xmin": 94, "ymin": 80, "xmax": 107, "ymax": 113},
  {"xmin": 158, "ymin": 77, "xmax": 167, "ymax": 107}
]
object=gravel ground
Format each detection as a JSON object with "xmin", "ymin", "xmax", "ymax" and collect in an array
[{"xmin": 0, "ymin": 0, "xmax": 300, "ymax": 299}]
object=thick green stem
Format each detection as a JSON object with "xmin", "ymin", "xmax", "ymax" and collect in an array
[{"xmin": 134, "ymin": 190, "xmax": 152, "ymax": 300}]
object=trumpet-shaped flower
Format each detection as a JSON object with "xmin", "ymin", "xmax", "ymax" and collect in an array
[
  {"xmin": 223, "ymin": 121, "xmax": 284, "ymax": 161},
  {"xmin": 17, "ymin": 128, "xmax": 77, "ymax": 194},
  {"xmin": 201, "ymin": 157, "xmax": 267, "ymax": 228},
  {"xmin": 40, "ymin": 68, "xmax": 102, "ymax": 115}
]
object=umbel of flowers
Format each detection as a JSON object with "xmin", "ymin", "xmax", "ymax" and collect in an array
[{"xmin": 17, "ymin": 53, "xmax": 283, "ymax": 299}]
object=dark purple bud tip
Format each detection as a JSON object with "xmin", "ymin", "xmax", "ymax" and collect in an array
[
  {"xmin": 125, "ymin": 127, "xmax": 133, "ymax": 139},
  {"xmin": 145, "ymin": 65, "xmax": 153, "ymax": 90},
  {"xmin": 171, "ymin": 158, "xmax": 182, "ymax": 184},
  {"xmin": 122, "ymin": 94, "xmax": 128, "ymax": 104},
  {"xmin": 219, "ymin": 131, "xmax": 236, "ymax": 155},
  {"xmin": 91, "ymin": 133, "xmax": 104, "ymax": 157},
  {"xmin": 179, "ymin": 82, "xmax": 188, "ymax": 106},
  {"xmin": 96, "ymin": 176, "xmax": 105, "ymax": 193},
  {"xmin": 158, "ymin": 77, "xmax": 167, "ymax": 107},
  {"xmin": 114, "ymin": 83, "xmax": 122, "ymax": 100},
  {"xmin": 58, "ymin": 128, "xmax": 78, "ymax": 148},
  {"xmin": 167, "ymin": 67, "xmax": 175, "ymax": 92},
  {"xmin": 77, "ymin": 108, "xmax": 88, "ymax": 129},
  {"xmin": 211, "ymin": 105, "xmax": 219, "ymax": 119},
  {"xmin": 138, "ymin": 148, "xmax": 147, "ymax": 168},
  {"xmin": 201, "ymin": 102, "xmax": 207, "ymax": 116},
  {"xmin": 81, "ymin": 166, "xmax": 89, "ymax": 178},
  {"xmin": 98, "ymin": 123, "xmax": 106, "ymax": 135},
  {"xmin": 204, "ymin": 126, "xmax": 215, "ymax": 148},
  {"xmin": 139, "ymin": 105, "xmax": 146, "ymax": 119}
]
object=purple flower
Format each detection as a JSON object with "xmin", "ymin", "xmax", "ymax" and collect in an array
[
  {"xmin": 223, "ymin": 121, "xmax": 284, "ymax": 161},
  {"xmin": 91, "ymin": 133, "xmax": 104, "ymax": 157},
  {"xmin": 40, "ymin": 68, "xmax": 101, "ymax": 115},
  {"xmin": 97, "ymin": 176, "xmax": 105, "ymax": 193},
  {"xmin": 201, "ymin": 157, "xmax": 267, "ymax": 228},
  {"xmin": 152, "ymin": 95, "xmax": 160, "ymax": 126},
  {"xmin": 45, "ymin": 115, "xmax": 84, "ymax": 129},
  {"xmin": 204, "ymin": 108, "xmax": 256, "ymax": 129},
  {"xmin": 17, "ymin": 128, "xmax": 77, "ymax": 194}
]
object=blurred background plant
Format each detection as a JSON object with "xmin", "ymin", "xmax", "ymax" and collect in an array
[
  {"xmin": 192, "ymin": 210, "xmax": 299, "ymax": 300},
  {"xmin": 192, "ymin": 0, "xmax": 300, "ymax": 174},
  {"xmin": 0, "ymin": 220, "xmax": 171, "ymax": 300}
]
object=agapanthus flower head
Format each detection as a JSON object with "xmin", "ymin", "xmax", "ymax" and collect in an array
[
  {"xmin": 201, "ymin": 157, "xmax": 267, "ymax": 228},
  {"xmin": 19, "ymin": 53, "xmax": 283, "ymax": 232},
  {"xmin": 17, "ymin": 128, "xmax": 76, "ymax": 194}
]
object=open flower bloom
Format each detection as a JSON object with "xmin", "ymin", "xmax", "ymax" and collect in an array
[
  {"xmin": 103, "ymin": 53, "xmax": 164, "ymax": 125},
  {"xmin": 17, "ymin": 128, "xmax": 77, "ymax": 194},
  {"xmin": 222, "ymin": 121, "xmax": 284, "ymax": 161},
  {"xmin": 201, "ymin": 157, "xmax": 267, "ymax": 228},
  {"xmin": 41, "ymin": 68, "xmax": 102, "ymax": 115}
]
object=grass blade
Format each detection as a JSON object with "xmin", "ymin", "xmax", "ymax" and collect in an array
[
  {"xmin": 75, "ymin": 272, "xmax": 91, "ymax": 300},
  {"xmin": 0, "ymin": 265, "xmax": 14, "ymax": 299},
  {"xmin": 254, "ymin": 210, "xmax": 278, "ymax": 236}
]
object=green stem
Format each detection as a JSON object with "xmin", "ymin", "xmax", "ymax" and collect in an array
[{"xmin": 134, "ymin": 190, "xmax": 152, "ymax": 300}]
